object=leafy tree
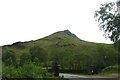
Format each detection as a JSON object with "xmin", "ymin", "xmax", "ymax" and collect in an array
[
  {"xmin": 95, "ymin": 45, "xmax": 118, "ymax": 68},
  {"xmin": 114, "ymin": 39, "xmax": 120, "ymax": 52},
  {"xmin": 95, "ymin": 1, "xmax": 120, "ymax": 42},
  {"xmin": 19, "ymin": 52, "xmax": 31, "ymax": 66},
  {"xmin": 29, "ymin": 46, "xmax": 47, "ymax": 64},
  {"xmin": 2, "ymin": 50, "xmax": 16, "ymax": 66},
  {"xmin": 64, "ymin": 53, "xmax": 89, "ymax": 70}
]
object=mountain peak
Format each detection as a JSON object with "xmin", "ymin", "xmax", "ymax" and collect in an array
[
  {"xmin": 63, "ymin": 30, "xmax": 80, "ymax": 40},
  {"xmin": 63, "ymin": 30, "xmax": 72, "ymax": 35}
]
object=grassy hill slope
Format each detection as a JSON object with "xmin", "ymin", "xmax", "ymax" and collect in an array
[{"xmin": 2, "ymin": 30, "xmax": 119, "ymax": 73}]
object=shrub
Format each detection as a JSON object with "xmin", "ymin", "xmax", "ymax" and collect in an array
[{"xmin": 2, "ymin": 62, "xmax": 51, "ymax": 78}]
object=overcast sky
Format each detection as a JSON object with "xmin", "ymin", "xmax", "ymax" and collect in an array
[{"xmin": 0, "ymin": 0, "xmax": 116, "ymax": 46}]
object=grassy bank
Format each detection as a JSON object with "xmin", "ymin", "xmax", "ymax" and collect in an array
[{"xmin": 94, "ymin": 65, "xmax": 119, "ymax": 78}]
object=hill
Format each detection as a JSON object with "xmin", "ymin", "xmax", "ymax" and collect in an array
[{"xmin": 2, "ymin": 30, "xmax": 119, "ymax": 73}]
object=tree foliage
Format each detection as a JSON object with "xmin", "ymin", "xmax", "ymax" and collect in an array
[
  {"xmin": 95, "ymin": 1, "xmax": 120, "ymax": 42},
  {"xmin": 29, "ymin": 46, "xmax": 47, "ymax": 63},
  {"xmin": 19, "ymin": 52, "xmax": 31, "ymax": 66},
  {"xmin": 2, "ymin": 50, "xmax": 16, "ymax": 65}
]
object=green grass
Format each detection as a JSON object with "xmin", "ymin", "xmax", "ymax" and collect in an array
[
  {"xmin": 3, "ymin": 30, "xmax": 117, "ymax": 59},
  {"xmin": 94, "ymin": 65, "xmax": 120, "ymax": 78},
  {"xmin": 102, "ymin": 65, "xmax": 119, "ymax": 73}
]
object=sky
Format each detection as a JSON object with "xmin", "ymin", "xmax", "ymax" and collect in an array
[{"xmin": 0, "ymin": 0, "xmax": 116, "ymax": 46}]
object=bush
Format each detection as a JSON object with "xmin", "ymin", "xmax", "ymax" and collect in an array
[
  {"xmin": 2, "ymin": 63, "xmax": 68, "ymax": 80},
  {"xmin": 2, "ymin": 62, "xmax": 51, "ymax": 78}
]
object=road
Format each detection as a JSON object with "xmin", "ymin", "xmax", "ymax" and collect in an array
[{"xmin": 59, "ymin": 73, "xmax": 119, "ymax": 80}]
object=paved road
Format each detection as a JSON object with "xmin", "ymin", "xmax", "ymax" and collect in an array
[{"xmin": 59, "ymin": 73, "xmax": 119, "ymax": 80}]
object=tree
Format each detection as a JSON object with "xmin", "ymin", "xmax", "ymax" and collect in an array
[
  {"xmin": 29, "ymin": 46, "xmax": 47, "ymax": 64},
  {"xmin": 64, "ymin": 53, "xmax": 89, "ymax": 70},
  {"xmin": 19, "ymin": 52, "xmax": 31, "ymax": 66},
  {"xmin": 95, "ymin": 0, "xmax": 120, "ymax": 51},
  {"xmin": 2, "ymin": 50, "xmax": 16, "ymax": 65}
]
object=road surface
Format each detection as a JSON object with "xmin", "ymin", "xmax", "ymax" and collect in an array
[{"xmin": 59, "ymin": 73, "xmax": 119, "ymax": 80}]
